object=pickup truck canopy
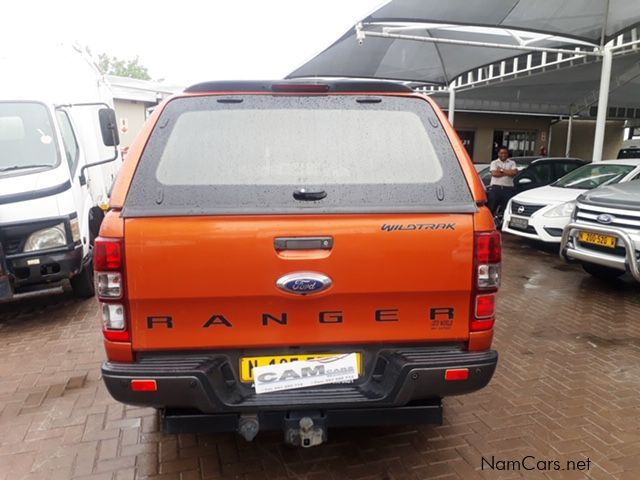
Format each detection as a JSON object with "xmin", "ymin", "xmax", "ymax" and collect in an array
[{"xmin": 123, "ymin": 93, "xmax": 476, "ymax": 217}]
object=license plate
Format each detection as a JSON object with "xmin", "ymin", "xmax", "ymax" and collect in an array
[
  {"xmin": 579, "ymin": 231, "xmax": 617, "ymax": 248},
  {"xmin": 240, "ymin": 353, "xmax": 362, "ymax": 382},
  {"xmin": 509, "ymin": 217, "xmax": 529, "ymax": 230}
]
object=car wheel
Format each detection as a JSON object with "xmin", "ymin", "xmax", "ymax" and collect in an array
[
  {"xmin": 581, "ymin": 263, "xmax": 624, "ymax": 280},
  {"xmin": 70, "ymin": 261, "xmax": 95, "ymax": 298}
]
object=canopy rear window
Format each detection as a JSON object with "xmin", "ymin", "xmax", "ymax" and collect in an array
[{"xmin": 124, "ymin": 95, "xmax": 475, "ymax": 216}]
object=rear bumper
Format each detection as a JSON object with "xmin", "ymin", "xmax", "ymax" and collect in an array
[
  {"xmin": 560, "ymin": 222, "xmax": 640, "ymax": 282},
  {"xmin": 102, "ymin": 346, "xmax": 497, "ymax": 413}
]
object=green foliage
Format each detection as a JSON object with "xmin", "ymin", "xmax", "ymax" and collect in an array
[{"xmin": 97, "ymin": 53, "xmax": 151, "ymax": 80}]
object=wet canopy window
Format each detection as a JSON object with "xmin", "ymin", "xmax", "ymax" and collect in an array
[
  {"xmin": 156, "ymin": 109, "xmax": 442, "ymax": 186},
  {"xmin": 124, "ymin": 95, "xmax": 475, "ymax": 216}
]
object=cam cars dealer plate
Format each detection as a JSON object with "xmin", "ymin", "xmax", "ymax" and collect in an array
[
  {"xmin": 579, "ymin": 231, "xmax": 617, "ymax": 248},
  {"xmin": 240, "ymin": 353, "xmax": 362, "ymax": 382},
  {"xmin": 509, "ymin": 217, "xmax": 529, "ymax": 230},
  {"xmin": 252, "ymin": 353, "xmax": 360, "ymax": 394}
]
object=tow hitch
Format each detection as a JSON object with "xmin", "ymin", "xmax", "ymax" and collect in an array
[{"xmin": 284, "ymin": 412, "xmax": 327, "ymax": 447}]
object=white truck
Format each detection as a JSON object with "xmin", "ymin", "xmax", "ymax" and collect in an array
[{"xmin": 0, "ymin": 45, "xmax": 121, "ymax": 300}]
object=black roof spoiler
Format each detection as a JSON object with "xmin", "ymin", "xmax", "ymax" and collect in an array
[{"xmin": 184, "ymin": 80, "xmax": 413, "ymax": 94}]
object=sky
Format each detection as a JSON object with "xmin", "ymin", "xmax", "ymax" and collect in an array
[{"xmin": 2, "ymin": 0, "xmax": 385, "ymax": 86}]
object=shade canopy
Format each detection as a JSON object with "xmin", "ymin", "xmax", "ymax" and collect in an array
[
  {"xmin": 434, "ymin": 51, "xmax": 640, "ymax": 117},
  {"xmin": 369, "ymin": 0, "xmax": 640, "ymax": 44},
  {"xmin": 289, "ymin": 25, "xmax": 588, "ymax": 85},
  {"xmin": 289, "ymin": 0, "xmax": 640, "ymax": 86}
]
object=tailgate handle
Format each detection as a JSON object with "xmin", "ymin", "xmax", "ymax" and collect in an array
[{"xmin": 274, "ymin": 236, "xmax": 333, "ymax": 251}]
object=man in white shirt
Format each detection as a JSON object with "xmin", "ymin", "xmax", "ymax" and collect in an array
[{"xmin": 488, "ymin": 146, "xmax": 518, "ymax": 216}]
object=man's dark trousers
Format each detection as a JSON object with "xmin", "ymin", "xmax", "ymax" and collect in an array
[{"xmin": 488, "ymin": 185, "xmax": 516, "ymax": 215}]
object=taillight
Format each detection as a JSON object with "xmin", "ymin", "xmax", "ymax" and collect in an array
[
  {"xmin": 95, "ymin": 239, "xmax": 122, "ymax": 270},
  {"xmin": 94, "ymin": 237, "xmax": 129, "ymax": 342},
  {"xmin": 475, "ymin": 294, "xmax": 495, "ymax": 319},
  {"xmin": 475, "ymin": 231, "xmax": 501, "ymax": 289},
  {"xmin": 472, "ymin": 231, "xmax": 501, "ymax": 332}
]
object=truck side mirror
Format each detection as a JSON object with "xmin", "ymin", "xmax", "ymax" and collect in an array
[
  {"xmin": 99, "ymin": 108, "xmax": 120, "ymax": 147},
  {"xmin": 80, "ymin": 108, "xmax": 121, "ymax": 186}
]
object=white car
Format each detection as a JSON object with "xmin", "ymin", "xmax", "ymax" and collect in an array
[{"xmin": 502, "ymin": 159, "xmax": 640, "ymax": 243}]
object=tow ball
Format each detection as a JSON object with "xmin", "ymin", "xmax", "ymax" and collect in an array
[{"xmin": 284, "ymin": 412, "xmax": 327, "ymax": 447}]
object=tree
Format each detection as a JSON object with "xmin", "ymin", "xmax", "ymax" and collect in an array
[{"xmin": 97, "ymin": 53, "xmax": 151, "ymax": 80}]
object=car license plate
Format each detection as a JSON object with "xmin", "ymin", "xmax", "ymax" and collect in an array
[
  {"xmin": 509, "ymin": 217, "xmax": 529, "ymax": 230},
  {"xmin": 578, "ymin": 231, "xmax": 617, "ymax": 248},
  {"xmin": 240, "ymin": 353, "xmax": 362, "ymax": 382}
]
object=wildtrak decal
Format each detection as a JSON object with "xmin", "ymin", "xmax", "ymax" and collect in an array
[{"xmin": 381, "ymin": 223, "xmax": 456, "ymax": 231}]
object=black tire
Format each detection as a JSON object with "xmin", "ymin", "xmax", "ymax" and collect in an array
[
  {"xmin": 70, "ymin": 261, "xmax": 95, "ymax": 298},
  {"xmin": 582, "ymin": 263, "xmax": 624, "ymax": 280}
]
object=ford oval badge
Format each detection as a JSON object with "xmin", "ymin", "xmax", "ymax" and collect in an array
[
  {"xmin": 276, "ymin": 272, "xmax": 332, "ymax": 295},
  {"xmin": 596, "ymin": 213, "xmax": 614, "ymax": 224}
]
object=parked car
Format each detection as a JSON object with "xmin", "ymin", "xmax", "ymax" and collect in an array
[
  {"xmin": 617, "ymin": 147, "xmax": 640, "ymax": 159},
  {"xmin": 503, "ymin": 159, "xmax": 640, "ymax": 243},
  {"xmin": 98, "ymin": 80, "xmax": 500, "ymax": 447},
  {"xmin": 560, "ymin": 180, "xmax": 640, "ymax": 281},
  {"xmin": 511, "ymin": 157, "xmax": 585, "ymax": 192},
  {"xmin": 617, "ymin": 138, "xmax": 640, "ymax": 159}
]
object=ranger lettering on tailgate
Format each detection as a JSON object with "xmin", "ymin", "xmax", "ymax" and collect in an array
[
  {"xmin": 97, "ymin": 80, "xmax": 500, "ymax": 447},
  {"xmin": 144, "ymin": 307, "xmax": 458, "ymax": 329}
]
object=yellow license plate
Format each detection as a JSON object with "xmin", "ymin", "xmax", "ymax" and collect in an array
[
  {"xmin": 240, "ymin": 353, "xmax": 362, "ymax": 382},
  {"xmin": 579, "ymin": 231, "xmax": 617, "ymax": 248}
]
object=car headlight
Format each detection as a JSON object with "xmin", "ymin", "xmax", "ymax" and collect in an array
[
  {"xmin": 23, "ymin": 223, "xmax": 67, "ymax": 252},
  {"xmin": 543, "ymin": 201, "xmax": 576, "ymax": 218}
]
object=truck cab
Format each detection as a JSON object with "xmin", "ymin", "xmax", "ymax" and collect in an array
[{"xmin": 0, "ymin": 46, "xmax": 121, "ymax": 300}]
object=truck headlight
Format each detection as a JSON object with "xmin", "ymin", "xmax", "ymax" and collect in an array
[
  {"xmin": 23, "ymin": 223, "xmax": 67, "ymax": 252},
  {"xmin": 543, "ymin": 201, "xmax": 576, "ymax": 218}
]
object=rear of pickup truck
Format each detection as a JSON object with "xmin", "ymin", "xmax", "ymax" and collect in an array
[{"xmin": 98, "ymin": 81, "xmax": 499, "ymax": 445}]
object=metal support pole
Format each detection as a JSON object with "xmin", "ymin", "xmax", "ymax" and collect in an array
[
  {"xmin": 592, "ymin": 42, "xmax": 613, "ymax": 162},
  {"xmin": 448, "ymin": 83, "xmax": 456, "ymax": 125},
  {"xmin": 360, "ymin": 26, "xmax": 602, "ymax": 57},
  {"xmin": 566, "ymin": 106, "xmax": 573, "ymax": 157}
]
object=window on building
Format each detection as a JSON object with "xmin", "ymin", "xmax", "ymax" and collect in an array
[
  {"xmin": 56, "ymin": 110, "xmax": 79, "ymax": 176},
  {"xmin": 493, "ymin": 130, "xmax": 537, "ymax": 158},
  {"xmin": 455, "ymin": 130, "xmax": 475, "ymax": 158}
]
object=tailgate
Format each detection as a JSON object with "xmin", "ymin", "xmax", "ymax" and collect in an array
[{"xmin": 125, "ymin": 214, "xmax": 474, "ymax": 350}]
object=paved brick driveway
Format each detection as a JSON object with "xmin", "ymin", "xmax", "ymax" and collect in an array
[{"xmin": 1, "ymin": 236, "xmax": 640, "ymax": 479}]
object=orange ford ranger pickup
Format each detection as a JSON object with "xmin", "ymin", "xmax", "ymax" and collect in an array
[{"xmin": 98, "ymin": 80, "xmax": 500, "ymax": 447}]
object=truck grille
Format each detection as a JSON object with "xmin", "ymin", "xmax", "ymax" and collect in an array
[
  {"xmin": 575, "ymin": 206, "xmax": 640, "ymax": 232},
  {"xmin": 574, "ymin": 204, "xmax": 640, "ymax": 259},
  {"xmin": 511, "ymin": 201, "xmax": 545, "ymax": 217}
]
